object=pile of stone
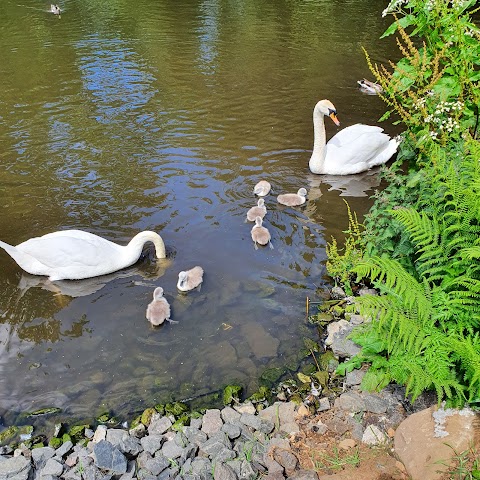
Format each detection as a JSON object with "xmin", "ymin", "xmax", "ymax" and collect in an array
[
  {"xmin": 0, "ymin": 401, "xmax": 328, "ymax": 480},
  {"xmin": 0, "ymin": 382, "xmax": 410, "ymax": 480}
]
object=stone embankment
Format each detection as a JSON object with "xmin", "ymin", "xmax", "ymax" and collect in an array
[{"xmin": 0, "ymin": 384, "xmax": 409, "ymax": 480}]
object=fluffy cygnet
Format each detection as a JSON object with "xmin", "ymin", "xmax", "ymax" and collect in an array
[
  {"xmin": 277, "ymin": 188, "xmax": 307, "ymax": 206},
  {"xmin": 253, "ymin": 180, "xmax": 271, "ymax": 197},
  {"xmin": 246, "ymin": 198, "xmax": 267, "ymax": 222},
  {"xmin": 146, "ymin": 287, "xmax": 172, "ymax": 326},
  {"xmin": 177, "ymin": 266, "xmax": 204, "ymax": 292},
  {"xmin": 251, "ymin": 216, "xmax": 273, "ymax": 250}
]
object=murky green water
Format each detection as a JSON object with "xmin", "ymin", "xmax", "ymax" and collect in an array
[{"xmin": 0, "ymin": 0, "xmax": 397, "ymax": 427}]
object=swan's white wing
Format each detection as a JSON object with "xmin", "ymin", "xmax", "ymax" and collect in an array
[
  {"xmin": 17, "ymin": 235, "xmax": 121, "ymax": 270},
  {"xmin": 327, "ymin": 124, "xmax": 384, "ymax": 148},
  {"xmin": 324, "ymin": 125, "xmax": 396, "ymax": 175}
]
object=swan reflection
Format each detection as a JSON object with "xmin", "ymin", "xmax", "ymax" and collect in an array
[
  {"xmin": 17, "ymin": 257, "xmax": 172, "ymax": 298},
  {"xmin": 306, "ymin": 168, "xmax": 382, "ymax": 198}
]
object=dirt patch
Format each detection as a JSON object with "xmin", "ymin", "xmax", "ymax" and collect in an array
[{"xmin": 288, "ymin": 412, "xmax": 411, "ymax": 480}]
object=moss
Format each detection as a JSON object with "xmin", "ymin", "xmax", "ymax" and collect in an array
[{"xmin": 141, "ymin": 408, "xmax": 157, "ymax": 427}]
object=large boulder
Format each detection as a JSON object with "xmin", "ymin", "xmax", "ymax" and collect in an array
[{"xmin": 394, "ymin": 405, "xmax": 479, "ymax": 480}]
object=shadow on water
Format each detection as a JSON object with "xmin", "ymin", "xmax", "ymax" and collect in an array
[{"xmin": 0, "ymin": 0, "xmax": 400, "ymax": 430}]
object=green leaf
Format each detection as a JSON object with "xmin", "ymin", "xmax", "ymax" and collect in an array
[
  {"xmin": 297, "ymin": 372, "xmax": 311, "ymax": 384},
  {"xmin": 380, "ymin": 15, "xmax": 415, "ymax": 39}
]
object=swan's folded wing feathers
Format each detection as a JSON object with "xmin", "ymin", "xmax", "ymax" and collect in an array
[
  {"xmin": 18, "ymin": 236, "xmax": 116, "ymax": 269},
  {"xmin": 328, "ymin": 124, "xmax": 384, "ymax": 147}
]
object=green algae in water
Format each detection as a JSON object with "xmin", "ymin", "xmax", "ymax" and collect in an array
[
  {"xmin": 49, "ymin": 437, "xmax": 62, "ymax": 449},
  {"xmin": 0, "ymin": 426, "xmax": 18, "ymax": 443},
  {"xmin": 223, "ymin": 385, "xmax": 242, "ymax": 406},
  {"xmin": 260, "ymin": 367, "xmax": 287, "ymax": 386},
  {"xmin": 165, "ymin": 402, "xmax": 188, "ymax": 416},
  {"xmin": 27, "ymin": 407, "xmax": 62, "ymax": 417},
  {"xmin": 141, "ymin": 408, "xmax": 157, "ymax": 426},
  {"xmin": 171, "ymin": 415, "xmax": 190, "ymax": 431}
]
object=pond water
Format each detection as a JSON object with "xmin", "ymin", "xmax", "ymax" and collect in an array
[{"xmin": 0, "ymin": 0, "xmax": 398, "ymax": 428}]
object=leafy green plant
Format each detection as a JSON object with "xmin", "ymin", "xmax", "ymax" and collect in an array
[
  {"xmin": 339, "ymin": 138, "xmax": 480, "ymax": 405},
  {"xmin": 326, "ymin": 202, "xmax": 365, "ymax": 295}
]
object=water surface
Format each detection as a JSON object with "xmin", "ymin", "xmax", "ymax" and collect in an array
[{"xmin": 0, "ymin": 0, "xmax": 398, "ymax": 427}]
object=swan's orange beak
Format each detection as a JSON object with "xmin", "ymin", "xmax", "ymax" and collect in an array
[{"xmin": 329, "ymin": 112, "xmax": 340, "ymax": 126}]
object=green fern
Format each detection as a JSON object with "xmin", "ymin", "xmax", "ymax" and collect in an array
[{"xmin": 336, "ymin": 137, "xmax": 480, "ymax": 406}]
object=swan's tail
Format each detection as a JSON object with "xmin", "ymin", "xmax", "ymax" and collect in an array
[{"xmin": 370, "ymin": 136, "xmax": 399, "ymax": 168}]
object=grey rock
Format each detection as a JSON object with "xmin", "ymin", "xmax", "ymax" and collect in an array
[
  {"xmin": 362, "ymin": 393, "xmax": 388, "ymax": 414},
  {"xmin": 143, "ymin": 455, "xmax": 170, "ymax": 476},
  {"xmin": 189, "ymin": 418, "xmax": 202, "ymax": 430},
  {"xmin": 317, "ymin": 397, "xmax": 330, "ymax": 412},
  {"xmin": 331, "ymin": 286, "xmax": 346, "ymax": 299},
  {"xmin": 92, "ymin": 440, "xmax": 127, "ymax": 474},
  {"xmin": 240, "ymin": 459, "xmax": 258, "ymax": 479},
  {"xmin": 239, "ymin": 414, "xmax": 262, "ymax": 431},
  {"xmin": 183, "ymin": 427, "xmax": 208, "ymax": 447},
  {"xmin": 345, "ymin": 369, "xmax": 365, "ymax": 386},
  {"xmin": 129, "ymin": 424, "xmax": 146, "ymax": 439},
  {"xmin": 157, "ymin": 467, "xmax": 179, "ymax": 480},
  {"xmin": 140, "ymin": 435, "xmax": 164, "ymax": 455},
  {"xmin": 213, "ymin": 463, "xmax": 237, "ymax": 480},
  {"xmin": 191, "ymin": 457, "xmax": 212, "ymax": 476},
  {"xmin": 161, "ymin": 440, "xmax": 184, "ymax": 460},
  {"xmin": 221, "ymin": 423, "xmax": 241, "ymax": 440},
  {"xmin": 180, "ymin": 444, "xmax": 198, "ymax": 464},
  {"xmin": 119, "ymin": 435, "xmax": 143, "ymax": 457},
  {"xmin": 85, "ymin": 428, "xmax": 95, "ymax": 439},
  {"xmin": 105, "ymin": 429, "xmax": 126, "ymax": 448},
  {"xmin": 201, "ymin": 410, "xmax": 223, "ymax": 437},
  {"xmin": 82, "ymin": 464, "xmax": 108, "ymax": 480},
  {"xmin": 40, "ymin": 458, "xmax": 63, "ymax": 477},
  {"xmin": 220, "ymin": 408, "xmax": 241, "ymax": 424},
  {"xmin": 273, "ymin": 450, "xmax": 298, "ymax": 476},
  {"xmin": 148, "ymin": 416, "xmax": 172, "ymax": 436},
  {"xmin": 31, "ymin": 447, "xmax": 55, "ymax": 468},
  {"xmin": 263, "ymin": 455, "xmax": 283, "ymax": 476},
  {"xmin": 0, "ymin": 455, "xmax": 31, "ymax": 480},
  {"xmin": 362, "ymin": 425, "xmax": 388, "ymax": 446},
  {"xmin": 55, "ymin": 441, "xmax": 73, "ymax": 458},
  {"xmin": 335, "ymin": 391, "xmax": 366, "ymax": 413}
]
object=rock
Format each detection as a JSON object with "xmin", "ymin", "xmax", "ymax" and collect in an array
[
  {"xmin": 140, "ymin": 435, "xmax": 163, "ymax": 455},
  {"xmin": 160, "ymin": 440, "xmax": 184, "ymax": 459},
  {"xmin": 148, "ymin": 415, "xmax": 172, "ymax": 436},
  {"xmin": 221, "ymin": 423, "xmax": 241, "ymax": 440},
  {"xmin": 40, "ymin": 458, "xmax": 64, "ymax": 477},
  {"xmin": 55, "ymin": 440, "xmax": 73, "ymax": 458},
  {"xmin": 362, "ymin": 393, "xmax": 388, "ymax": 414},
  {"xmin": 331, "ymin": 286, "xmax": 346, "ymax": 299},
  {"xmin": 273, "ymin": 449, "xmax": 298, "ymax": 476},
  {"xmin": 362, "ymin": 425, "xmax": 388, "ymax": 446},
  {"xmin": 317, "ymin": 398, "xmax": 330, "ymax": 412},
  {"xmin": 395, "ymin": 406, "xmax": 478, "ymax": 480},
  {"xmin": 234, "ymin": 403, "xmax": 256, "ymax": 415},
  {"xmin": 324, "ymin": 320, "xmax": 349, "ymax": 347},
  {"xmin": 213, "ymin": 462, "xmax": 238, "ymax": 480},
  {"xmin": 92, "ymin": 440, "xmax": 127, "ymax": 474},
  {"xmin": 221, "ymin": 407, "xmax": 241, "ymax": 424},
  {"xmin": 0, "ymin": 455, "xmax": 31, "ymax": 480},
  {"xmin": 201, "ymin": 409, "xmax": 223, "ymax": 437},
  {"xmin": 334, "ymin": 392, "xmax": 366, "ymax": 413},
  {"xmin": 344, "ymin": 370, "xmax": 365, "ymax": 386},
  {"xmin": 31, "ymin": 447, "xmax": 55, "ymax": 468},
  {"xmin": 92, "ymin": 425, "xmax": 107, "ymax": 443}
]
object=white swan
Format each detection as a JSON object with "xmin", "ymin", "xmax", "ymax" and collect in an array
[
  {"xmin": 146, "ymin": 287, "xmax": 173, "ymax": 326},
  {"xmin": 246, "ymin": 198, "xmax": 267, "ymax": 222},
  {"xmin": 0, "ymin": 229, "xmax": 166, "ymax": 281},
  {"xmin": 50, "ymin": 4, "xmax": 61, "ymax": 14},
  {"xmin": 177, "ymin": 266, "xmax": 204, "ymax": 292},
  {"xmin": 253, "ymin": 180, "xmax": 271, "ymax": 197},
  {"xmin": 308, "ymin": 99, "xmax": 398, "ymax": 175}
]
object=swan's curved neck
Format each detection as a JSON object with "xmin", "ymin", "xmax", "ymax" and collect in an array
[
  {"xmin": 309, "ymin": 109, "xmax": 327, "ymax": 174},
  {"xmin": 127, "ymin": 231, "xmax": 166, "ymax": 259}
]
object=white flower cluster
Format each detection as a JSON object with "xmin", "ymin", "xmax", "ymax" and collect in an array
[
  {"xmin": 382, "ymin": 0, "xmax": 408, "ymax": 17},
  {"xmin": 450, "ymin": 0, "xmax": 468, "ymax": 8},
  {"xmin": 422, "ymin": 100, "xmax": 464, "ymax": 136},
  {"xmin": 424, "ymin": 0, "xmax": 436, "ymax": 11}
]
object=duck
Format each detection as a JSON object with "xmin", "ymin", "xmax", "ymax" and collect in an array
[
  {"xmin": 251, "ymin": 216, "xmax": 273, "ymax": 250},
  {"xmin": 0, "ymin": 229, "xmax": 166, "ymax": 281},
  {"xmin": 357, "ymin": 78, "xmax": 383, "ymax": 95},
  {"xmin": 253, "ymin": 180, "xmax": 271, "ymax": 197},
  {"xmin": 146, "ymin": 287, "xmax": 173, "ymax": 326},
  {"xmin": 177, "ymin": 266, "xmax": 204, "ymax": 292},
  {"xmin": 309, "ymin": 99, "xmax": 398, "ymax": 175},
  {"xmin": 277, "ymin": 188, "xmax": 307, "ymax": 206},
  {"xmin": 50, "ymin": 4, "xmax": 61, "ymax": 14},
  {"xmin": 246, "ymin": 198, "xmax": 267, "ymax": 222}
]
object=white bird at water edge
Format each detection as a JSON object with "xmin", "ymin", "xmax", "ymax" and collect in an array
[{"xmin": 0, "ymin": 229, "xmax": 166, "ymax": 281}]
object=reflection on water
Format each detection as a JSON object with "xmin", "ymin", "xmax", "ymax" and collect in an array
[{"xmin": 0, "ymin": 0, "xmax": 398, "ymax": 428}]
